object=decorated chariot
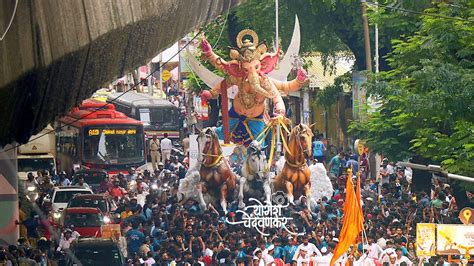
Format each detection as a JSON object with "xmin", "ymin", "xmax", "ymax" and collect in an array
[{"xmin": 178, "ymin": 18, "xmax": 334, "ymax": 222}]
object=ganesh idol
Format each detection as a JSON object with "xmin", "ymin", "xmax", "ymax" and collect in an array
[{"xmin": 198, "ymin": 27, "xmax": 308, "ymax": 146}]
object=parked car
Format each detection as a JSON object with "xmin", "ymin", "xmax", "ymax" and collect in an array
[
  {"xmin": 72, "ymin": 169, "xmax": 108, "ymax": 193},
  {"xmin": 67, "ymin": 194, "xmax": 118, "ymax": 223},
  {"xmin": 61, "ymin": 207, "xmax": 106, "ymax": 237},
  {"xmin": 66, "ymin": 238, "xmax": 125, "ymax": 266},
  {"xmin": 45, "ymin": 186, "xmax": 93, "ymax": 221}
]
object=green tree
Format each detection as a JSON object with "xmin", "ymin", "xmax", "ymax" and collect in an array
[
  {"xmin": 232, "ymin": 0, "xmax": 432, "ymax": 71},
  {"xmin": 350, "ymin": 2, "xmax": 474, "ymax": 177},
  {"xmin": 189, "ymin": 0, "xmax": 433, "ymax": 95}
]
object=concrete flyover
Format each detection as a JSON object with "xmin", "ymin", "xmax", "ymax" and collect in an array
[{"xmin": 0, "ymin": 0, "xmax": 244, "ymax": 145}]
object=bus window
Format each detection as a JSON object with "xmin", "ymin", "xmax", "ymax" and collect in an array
[
  {"xmin": 139, "ymin": 109, "xmax": 151, "ymax": 124},
  {"xmin": 149, "ymin": 107, "xmax": 180, "ymax": 130}
]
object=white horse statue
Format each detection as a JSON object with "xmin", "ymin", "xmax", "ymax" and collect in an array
[
  {"xmin": 238, "ymin": 141, "xmax": 272, "ymax": 208},
  {"xmin": 309, "ymin": 161, "xmax": 334, "ymax": 202}
]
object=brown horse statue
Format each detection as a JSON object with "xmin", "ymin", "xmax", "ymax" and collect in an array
[
  {"xmin": 274, "ymin": 124, "xmax": 313, "ymax": 209},
  {"xmin": 193, "ymin": 127, "xmax": 237, "ymax": 213}
]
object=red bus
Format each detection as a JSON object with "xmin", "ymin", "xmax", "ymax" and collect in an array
[{"xmin": 56, "ymin": 100, "xmax": 146, "ymax": 175}]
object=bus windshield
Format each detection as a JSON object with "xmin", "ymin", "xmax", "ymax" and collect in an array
[
  {"xmin": 18, "ymin": 158, "xmax": 55, "ymax": 173},
  {"xmin": 82, "ymin": 126, "xmax": 145, "ymax": 166},
  {"xmin": 138, "ymin": 107, "xmax": 180, "ymax": 130}
]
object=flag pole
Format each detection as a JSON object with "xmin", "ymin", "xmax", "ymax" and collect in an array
[
  {"xmin": 275, "ymin": 0, "xmax": 282, "ymax": 157},
  {"xmin": 357, "ymin": 169, "xmax": 369, "ymax": 252}
]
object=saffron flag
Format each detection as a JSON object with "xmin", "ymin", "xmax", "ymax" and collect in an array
[{"xmin": 330, "ymin": 168, "xmax": 364, "ymax": 265}]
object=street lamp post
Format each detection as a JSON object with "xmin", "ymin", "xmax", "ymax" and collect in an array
[{"xmin": 397, "ymin": 162, "xmax": 474, "ymax": 183}]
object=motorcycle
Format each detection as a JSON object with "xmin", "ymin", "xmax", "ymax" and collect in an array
[
  {"xmin": 150, "ymin": 170, "xmax": 179, "ymax": 198},
  {"xmin": 26, "ymin": 185, "xmax": 39, "ymax": 202},
  {"xmin": 171, "ymin": 141, "xmax": 185, "ymax": 162}
]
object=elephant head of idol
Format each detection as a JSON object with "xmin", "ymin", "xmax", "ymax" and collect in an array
[
  {"xmin": 217, "ymin": 30, "xmax": 280, "ymax": 98},
  {"xmin": 190, "ymin": 15, "xmax": 306, "ymax": 98}
]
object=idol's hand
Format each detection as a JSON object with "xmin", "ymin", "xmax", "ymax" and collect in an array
[
  {"xmin": 201, "ymin": 39, "xmax": 212, "ymax": 54},
  {"xmin": 297, "ymin": 67, "xmax": 308, "ymax": 82},
  {"xmin": 272, "ymin": 107, "xmax": 286, "ymax": 118},
  {"xmin": 200, "ymin": 90, "xmax": 212, "ymax": 100}
]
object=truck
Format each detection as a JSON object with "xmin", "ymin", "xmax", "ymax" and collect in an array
[{"xmin": 17, "ymin": 125, "xmax": 57, "ymax": 180}]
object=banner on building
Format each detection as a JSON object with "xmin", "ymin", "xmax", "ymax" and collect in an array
[
  {"xmin": 437, "ymin": 224, "xmax": 474, "ymax": 255},
  {"xmin": 352, "ymin": 71, "xmax": 367, "ymax": 120},
  {"xmin": 416, "ymin": 223, "xmax": 436, "ymax": 257},
  {"xmin": 354, "ymin": 139, "xmax": 368, "ymax": 156}
]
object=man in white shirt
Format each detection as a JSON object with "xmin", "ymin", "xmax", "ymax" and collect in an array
[
  {"xmin": 355, "ymin": 253, "xmax": 377, "ymax": 266},
  {"xmin": 404, "ymin": 167, "xmax": 413, "ymax": 184},
  {"xmin": 293, "ymin": 235, "xmax": 322, "ymax": 261},
  {"xmin": 23, "ymin": 173, "xmax": 38, "ymax": 192},
  {"xmin": 294, "ymin": 247, "xmax": 311, "ymax": 266},
  {"xmin": 387, "ymin": 161, "xmax": 395, "ymax": 175},
  {"xmin": 253, "ymin": 250, "xmax": 265, "ymax": 266},
  {"xmin": 379, "ymin": 241, "xmax": 396, "ymax": 263},
  {"xmin": 367, "ymin": 237, "xmax": 383, "ymax": 259},
  {"xmin": 160, "ymin": 133, "xmax": 172, "ymax": 163},
  {"xmin": 57, "ymin": 229, "xmax": 76, "ymax": 251},
  {"xmin": 263, "ymin": 245, "xmax": 275, "ymax": 265},
  {"xmin": 311, "ymin": 247, "xmax": 331, "ymax": 265},
  {"xmin": 379, "ymin": 162, "xmax": 390, "ymax": 184},
  {"xmin": 203, "ymin": 245, "xmax": 214, "ymax": 258},
  {"xmin": 377, "ymin": 236, "xmax": 387, "ymax": 249},
  {"xmin": 395, "ymin": 247, "xmax": 413, "ymax": 265},
  {"xmin": 135, "ymin": 187, "xmax": 149, "ymax": 207},
  {"xmin": 313, "ymin": 244, "xmax": 345, "ymax": 266},
  {"xmin": 169, "ymin": 156, "xmax": 184, "ymax": 172}
]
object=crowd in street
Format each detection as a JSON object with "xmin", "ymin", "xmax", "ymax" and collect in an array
[
  {"xmin": 7, "ymin": 92, "xmax": 463, "ymax": 265},
  {"xmin": 6, "ymin": 134, "xmax": 464, "ymax": 266}
]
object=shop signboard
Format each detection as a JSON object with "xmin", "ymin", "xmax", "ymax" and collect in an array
[
  {"xmin": 437, "ymin": 224, "xmax": 474, "ymax": 255},
  {"xmin": 416, "ymin": 223, "xmax": 436, "ymax": 257}
]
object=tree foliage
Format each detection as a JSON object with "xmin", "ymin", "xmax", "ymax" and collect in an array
[
  {"xmin": 188, "ymin": 0, "xmax": 434, "ymax": 94},
  {"xmin": 313, "ymin": 72, "xmax": 352, "ymax": 109},
  {"xmin": 232, "ymin": 0, "xmax": 432, "ymax": 71},
  {"xmin": 184, "ymin": 16, "xmax": 229, "ymax": 94},
  {"xmin": 350, "ymin": 2, "xmax": 474, "ymax": 177}
]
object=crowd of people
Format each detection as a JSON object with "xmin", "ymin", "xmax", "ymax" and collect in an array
[{"xmin": 6, "ymin": 132, "xmax": 464, "ymax": 266}]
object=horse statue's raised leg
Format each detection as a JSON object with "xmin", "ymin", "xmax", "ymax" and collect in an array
[
  {"xmin": 263, "ymin": 177, "xmax": 272, "ymax": 204},
  {"xmin": 220, "ymin": 183, "xmax": 229, "ymax": 214},
  {"xmin": 197, "ymin": 183, "xmax": 208, "ymax": 211},
  {"xmin": 285, "ymin": 180, "xmax": 294, "ymax": 205},
  {"xmin": 238, "ymin": 176, "xmax": 248, "ymax": 209},
  {"xmin": 303, "ymin": 183, "xmax": 312, "ymax": 211}
]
